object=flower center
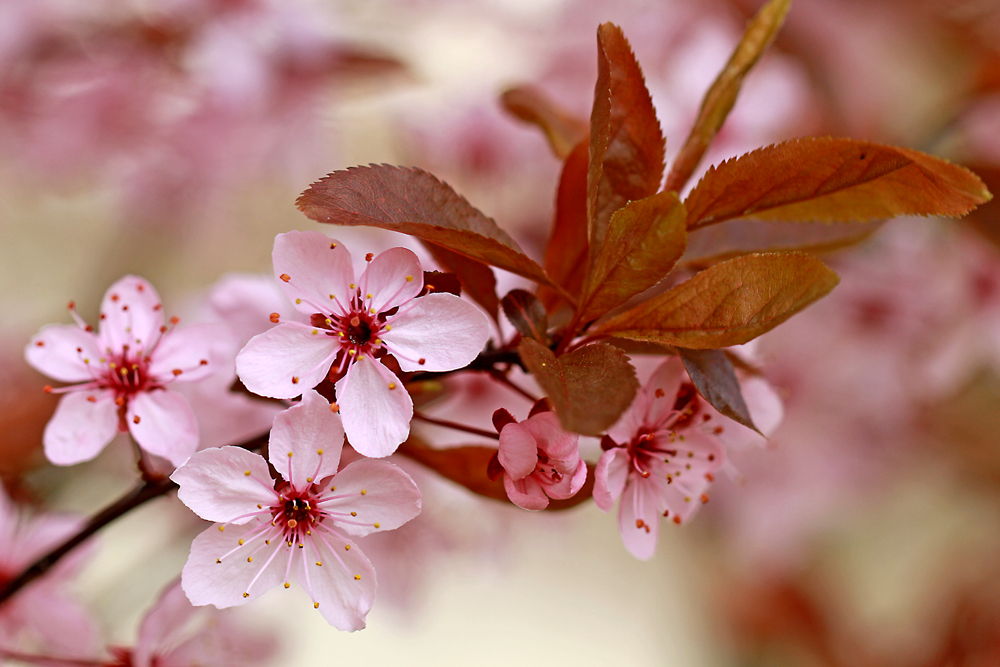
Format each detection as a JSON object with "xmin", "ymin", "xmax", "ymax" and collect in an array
[
  {"xmin": 273, "ymin": 491, "xmax": 323, "ymax": 540},
  {"xmin": 102, "ymin": 347, "xmax": 155, "ymax": 398},
  {"xmin": 346, "ymin": 316, "xmax": 373, "ymax": 346}
]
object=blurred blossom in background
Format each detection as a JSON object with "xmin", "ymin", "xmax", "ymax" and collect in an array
[{"xmin": 3, "ymin": 0, "xmax": 1000, "ymax": 664}]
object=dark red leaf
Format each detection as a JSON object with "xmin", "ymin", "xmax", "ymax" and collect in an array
[
  {"xmin": 587, "ymin": 24, "xmax": 665, "ymax": 270},
  {"xmin": 685, "ymin": 138, "xmax": 993, "ymax": 229},
  {"xmin": 419, "ymin": 271, "xmax": 461, "ymax": 297},
  {"xmin": 296, "ymin": 165, "xmax": 554, "ymax": 286},
  {"xmin": 518, "ymin": 339, "xmax": 639, "ymax": 436},
  {"xmin": 678, "ymin": 348, "xmax": 760, "ymax": 434},
  {"xmin": 539, "ymin": 139, "xmax": 590, "ymax": 312},
  {"xmin": 590, "ymin": 252, "xmax": 839, "ymax": 348},
  {"xmin": 501, "ymin": 289, "xmax": 549, "ymax": 346}
]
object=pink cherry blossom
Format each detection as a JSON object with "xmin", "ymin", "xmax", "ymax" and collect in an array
[
  {"xmin": 494, "ymin": 408, "xmax": 587, "ymax": 511},
  {"xmin": 0, "ymin": 485, "xmax": 99, "ymax": 658},
  {"xmin": 106, "ymin": 580, "xmax": 277, "ymax": 667},
  {"xmin": 594, "ymin": 357, "xmax": 773, "ymax": 560},
  {"xmin": 171, "ymin": 389, "xmax": 422, "ymax": 631},
  {"xmin": 24, "ymin": 276, "xmax": 221, "ymax": 467},
  {"xmin": 235, "ymin": 230, "xmax": 491, "ymax": 457}
]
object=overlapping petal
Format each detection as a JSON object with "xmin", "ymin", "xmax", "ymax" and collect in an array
[
  {"xmin": 25, "ymin": 324, "xmax": 102, "ymax": 383},
  {"xmin": 547, "ymin": 460, "xmax": 588, "ymax": 500},
  {"xmin": 268, "ymin": 390, "xmax": 345, "ymax": 490},
  {"xmin": 237, "ymin": 322, "xmax": 339, "ymax": 399},
  {"xmin": 361, "ymin": 247, "xmax": 423, "ymax": 315},
  {"xmin": 182, "ymin": 521, "xmax": 288, "ymax": 608},
  {"xmin": 304, "ymin": 533, "xmax": 377, "ymax": 631},
  {"xmin": 503, "ymin": 475, "xmax": 549, "ymax": 511},
  {"xmin": 382, "ymin": 293, "xmax": 490, "ymax": 372},
  {"xmin": 43, "ymin": 389, "xmax": 119, "ymax": 465},
  {"xmin": 99, "ymin": 275, "xmax": 165, "ymax": 352},
  {"xmin": 171, "ymin": 446, "xmax": 277, "ymax": 523},
  {"xmin": 128, "ymin": 389, "xmax": 199, "ymax": 466},
  {"xmin": 593, "ymin": 448, "xmax": 630, "ymax": 512},
  {"xmin": 336, "ymin": 355, "xmax": 412, "ymax": 457},
  {"xmin": 321, "ymin": 459, "xmax": 422, "ymax": 537},
  {"xmin": 497, "ymin": 421, "xmax": 538, "ymax": 480},
  {"xmin": 272, "ymin": 231, "xmax": 354, "ymax": 317}
]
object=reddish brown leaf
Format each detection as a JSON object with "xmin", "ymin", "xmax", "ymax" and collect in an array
[
  {"xmin": 501, "ymin": 289, "xmax": 549, "ymax": 346},
  {"xmin": 587, "ymin": 24, "xmax": 665, "ymax": 269},
  {"xmin": 418, "ymin": 271, "xmax": 461, "ymax": 297},
  {"xmin": 664, "ymin": 0, "xmax": 790, "ymax": 193},
  {"xmin": 423, "ymin": 242, "xmax": 499, "ymax": 320},
  {"xmin": 539, "ymin": 140, "xmax": 590, "ymax": 312},
  {"xmin": 678, "ymin": 348, "xmax": 759, "ymax": 434},
  {"xmin": 590, "ymin": 252, "xmax": 839, "ymax": 349},
  {"xmin": 396, "ymin": 438, "xmax": 593, "ymax": 510},
  {"xmin": 296, "ymin": 165, "xmax": 554, "ymax": 286},
  {"xmin": 685, "ymin": 138, "xmax": 993, "ymax": 229},
  {"xmin": 682, "ymin": 218, "xmax": 883, "ymax": 266},
  {"xmin": 578, "ymin": 191, "xmax": 687, "ymax": 323},
  {"xmin": 500, "ymin": 86, "xmax": 589, "ymax": 160},
  {"xmin": 518, "ymin": 339, "xmax": 638, "ymax": 436}
]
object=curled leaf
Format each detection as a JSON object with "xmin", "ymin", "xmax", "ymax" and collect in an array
[
  {"xmin": 588, "ymin": 24, "xmax": 665, "ymax": 269},
  {"xmin": 296, "ymin": 165, "xmax": 554, "ymax": 286},
  {"xmin": 590, "ymin": 252, "xmax": 839, "ymax": 348},
  {"xmin": 500, "ymin": 86, "xmax": 588, "ymax": 160},
  {"xmin": 579, "ymin": 191, "xmax": 687, "ymax": 322},
  {"xmin": 685, "ymin": 138, "xmax": 993, "ymax": 229},
  {"xmin": 664, "ymin": 0, "xmax": 790, "ymax": 193},
  {"xmin": 678, "ymin": 348, "xmax": 759, "ymax": 434},
  {"xmin": 518, "ymin": 339, "xmax": 639, "ymax": 436},
  {"xmin": 501, "ymin": 290, "xmax": 549, "ymax": 345}
]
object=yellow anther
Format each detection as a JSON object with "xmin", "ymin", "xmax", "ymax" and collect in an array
[
  {"xmin": 348, "ymin": 349, "xmax": 356, "ymax": 356},
  {"xmin": 257, "ymin": 504, "xmax": 262, "ymax": 509},
  {"xmin": 306, "ymin": 477, "xmax": 313, "ymax": 483},
  {"xmin": 295, "ymin": 298, "xmax": 301, "ymax": 304},
  {"xmin": 388, "ymin": 383, "xmax": 396, "ymax": 390},
  {"xmin": 349, "ymin": 283, "xmax": 356, "ymax": 289},
  {"xmin": 244, "ymin": 470, "xmax": 251, "ymax": 476},
  {"xmin": 238, "ymin": 539, "xmax": 244, "ymax": 545},
  {"xmin": 405, "ymin": 275, "xmax": 413, "ymax": 282},
  {"xmin": 284, "ymin": 582, "xmax": 291, "ymax": 589},
  {"xmin": 374, "ymin": 522, "xmax": 380, "ymax": 529},
  {"xmin": 354, "ymin": 575, "xmax": 361, "ymax": 581},
  {"xmin": 243, "ymin": 592, "xmax": 250, "ymax": 598},
  {"xmin": 351, "ymin": 512, "xmax": 357, "ymax": 517},
  {"xmin": 316, "ymin": 561, "xmax": 322, "ymax": 566},
  {"xmin": 314, "ymin": 602, "xmax": 320, "ymax": 609},
  {"xmin": 288, "ymin": 452, "xmax": 293, "ymax": 457},
  {"xmin": 385, "ymin": 325, "xmax": 392, "ymax": 331},
  {"xmin": 361, "ymin": 489, "xmax": 367, "ymax": 495},
  {"xmin": 218, "ymin": 525, "xmax": 225, "ymax": 532},
  {"xmin": 317, "ymin": 448, "xmax": 324, "ymax": 455},
  {"xmin": 366, "ymin": 293, "xmax": 373, "ymax": 299},
  {"xmin": 311, "ymin": 329, "xmax": 319, "ymax": 335},
  {"xmin": 247, "ymin": 556, "xmax": 253, "ymax": 562},
  {"xmin": 345, "ymin": 545, "xmax": 351, "ymax": 551}
]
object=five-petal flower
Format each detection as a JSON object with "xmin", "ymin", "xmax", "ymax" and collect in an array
[
  {"xmin": 24, "ymin": 276, "xmax": 219, "ymax": 466},
  {"xmin": 171, "ymin": 389, "xmax": 422, "ymax": 631},
  {"xmin": 235, "ymin": 231, "xmax": 491, "ymax": 457}
]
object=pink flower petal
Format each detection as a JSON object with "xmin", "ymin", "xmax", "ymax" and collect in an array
[
  {"xmin": 272, "ymin": 230, "xmax": 354, "ymax": 317},
  {"xmin": 236, "ymin": 322, "xmax": 339, "ymax": 399},
  {"xmin": 10, "ymin": 584, "xmax": 100, "ymax": 658},
  {"xmin": 503, "ymin": 474, "xmax": 549, "ymax": 510},
  {"xmin": 382, "ymin": 293, "xmax": 490, "ymax": 372},
  {"xmin": 43, "ymin": 389, "xmax": 118, "ymax": 465},
  {"xmin": 182, "ymin": 522, "xmax": 287, "ymax": 608},
  {"xmin": 171, "ymin": 446, "xmax": 278, "ymax": 524},
  {"xmin": 306, "ymin": 532, "xmax": 377, "ymax": 632},
  {"xmin": 127, "ymin": 389, "xmax": 199, "ymax": 466},
  {"xmin": 268, "ymin": 390, "xmax": 345, "ymax": 491},
  {"xmin": 593, "ymin": 448, "xmax": 630, "ymax": 512},
  {"xmin": 24, "ymin": 324, "xmax": 102, "ymax": 383},
  {"xmin": 360, "ymin": 247, "xmax": 422, "ymax": 315},
  {"xmin": 497, "ymin": 421, "xmax": 538, "ymax": 480},
  {"xmin": 148, "ymin": 324, "xmax": 226, "ymax": 383},
  {"xmin": 546, "ymin": 460, "xmax": 588, "ymax": 500},
  {"xmin": 98, "ymin": 275, "xmax": 165, "ymax": 353},
  {"xmin": 336, "ymin": 355, "xmax": 411, "ymax": 458},
  {"xmin": 617, "ymin": 478, "xmax": 660, "ymax": 561},
  {"xmin": 321, "ymin": 459, "xmax": 422, "ymax": 537},
  {"xmin": 518, "ymin": 412, "xmax": 580, "ymax": 474},
  {"xmin": 134, "ymin": 581, "xmax": 192, "ymax": 667},
  {"xmin": 643, "ymin": 358, "xmax": 688, "ymax": 427}
]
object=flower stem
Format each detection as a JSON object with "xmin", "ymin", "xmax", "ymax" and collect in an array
[
  {"xmin": 0, "ymin": 431, "xmax": 270, "ymax": 608},
  {"xmin": 412, "ymin": 412, "xmax": 499, "ymax": 440}
]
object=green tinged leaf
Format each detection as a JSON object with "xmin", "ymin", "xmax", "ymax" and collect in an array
[
  {"xmin": 664, "ymin": 0, "xmax": 790, "ymax": 193},
  {"xmin": 501, "ymin": 290, "xmax": 549, "ymax": 345},
  {"xmin": 679, "ymin": 348, "xmax": 760, "ymax": 434},
  {"xmin": 590, "ymin": 252, "xmax": 839, "ymax": 348},
  {"xmin": 518, "ymin": 339, "xmax": 639, "ymax": 436},
  {"xmin": 296, "ymin": 165, "xmax": 554, "ymax": 286},
  {"xmin": 578, "ymin": 191, "xmax": 687, "ymax": 322},
  {"xmin": 587, "ymin": 24, "xmax": 665, "ymax": 272},
  {"xmin": 500, "ymin": 86, "xmax": 589, "ymax": 160},
  {"xmin": 685, "ymin": 138, "xmax": 993, "ymax": 229}
]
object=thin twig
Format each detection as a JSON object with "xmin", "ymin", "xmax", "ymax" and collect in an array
[{"xmin": 412, "ymin": 412, "xmax": 499, "ymax": 440}]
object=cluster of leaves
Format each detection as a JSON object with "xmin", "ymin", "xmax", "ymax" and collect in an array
[{"xmin": 296, "ymin": 0, "xmax": 990, "ymax": 505}]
